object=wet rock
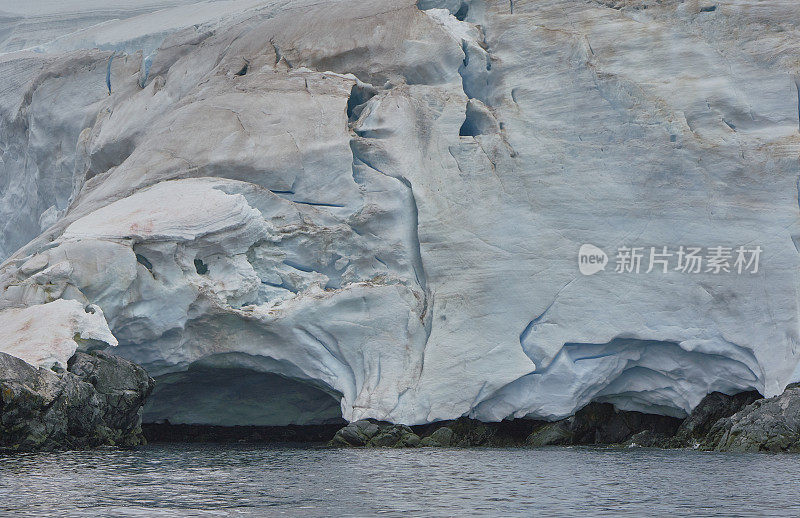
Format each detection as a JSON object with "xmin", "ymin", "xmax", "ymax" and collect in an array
[
  {"xmin": 704, "ymin": 385, "xmax": 800, "ymax": 453},
  {"xmin": 370, "ymin": 425, "xmax": 420, "ymax": 448},
  {"xmin": 592, "ymin": 406, "xmax": 680, "ymax": 445},
  {"xmin": 329, "ymin": 420, "xmax": 378, "ymax": 446},
  {"xmin": 672, "ymin": 390, "xmax": 762, "ymax": 447},
  {"xmin": 621, "ymin": 430, "xmax": 673, "ymax": 448},
  {"xmin": 329, "ymin": 420, "xmax": 420, "ymax": 448},
  {"xmin": 348, "ymin": 421, "xmax": 379, "ymax": 445},
  {"xmin": 443, "ymin": 419, "xmax": 497, "ymax": 446},
  {"xmin": 526, "ymin": 421, "xmax": 573, "ymax": 447},
  {"xmin": 443, "ymin": 417, "xmax": 542, "ymax": 447},
  {"xmin": 525, "ymin": 403, "xmax": 681, "ymax": 446},
  {"xmin": 331, "ymin": 417, "xmax": 538, "ymax": 448},
  {"xmin": 0, "ymin": 351, "xmax": 154, "ymax": 452},
  {"xmin": 397, "ymin": 431, "xmax": 422, "ymax": 448},
  {"xmin": 425, "ymin": 426, "xmax": 454, "ymax": 447}
]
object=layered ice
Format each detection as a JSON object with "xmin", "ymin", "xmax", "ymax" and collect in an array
[{"xmin": 0, "ymin": 0, "xmax": 798, "ymax": 426}]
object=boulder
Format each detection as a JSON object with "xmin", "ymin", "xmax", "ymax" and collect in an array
[
  {"xmin": 423, "ymin": 426, "xmax": 454, "ymax": 447},
  {"xmin": 329, "ymin": 420, "xmax": 381, "ymax": 446},
  {"xmin": 0, "ymin": 351, "xmax": 154, "ymax": 451},
  {"xmin": 329, "ymin": 420, "xmax": 421, "ymax": 448},
  {"xmin": 370, "ymin": 425, "xmax": 420, "ymax": 448}
]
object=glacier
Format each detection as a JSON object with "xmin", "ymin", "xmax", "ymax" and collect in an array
[{"xmin": 0, "ymin": 0, "xmax": 798, "ymax": 427}]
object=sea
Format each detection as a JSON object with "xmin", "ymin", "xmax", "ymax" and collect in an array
[{"xmin": 1, "ymin": 444, "xmax": 798, "ymax": 517}]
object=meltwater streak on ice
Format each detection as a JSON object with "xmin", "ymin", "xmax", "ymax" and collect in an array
[{"xmin": 2, "ymin": 445, "xmax": 800, "ymax": 517}]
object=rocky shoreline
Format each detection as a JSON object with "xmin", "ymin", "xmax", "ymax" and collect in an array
[
  {"xmin": 328, "ymin": 387, "xmax": 800, "ymax": 453},
  {"xmin": 3, "ymin": 348, "xmax": 800, "ymax": 454},
  {"xmin": 139, "ymin": 384, "xmax": 800, "ymax": 454}
]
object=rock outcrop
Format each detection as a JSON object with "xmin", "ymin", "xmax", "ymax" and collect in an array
[
  {"xmin": 329, "ymin": 389, "xmax": 800, "ymax": 452},
  {"xmin": 0, "ymin": 351, "xmax": 154, "ymax": 451},
  {"xmin": 330, "ymin": 420, "xmax": 422, "ymax": 448},
  {"xmin": 0, "ymin": 0, "xmax": 798, "ymax": 428},
  {"xmin": 525, "ymin": 403, "xmax": 681, "ymax": 447},
  {"xmin": 703, "ymin": 385, "xmax": 800, "ymax": 453},
  {"xmin": 672, "ymin": 390, "xmax": 762, "ymax": 447},
  {"xmin": 329, "ymin": 417, "xmax": 544, "ymax": 448}
]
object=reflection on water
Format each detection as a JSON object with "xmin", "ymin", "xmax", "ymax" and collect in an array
[{"xmin": 1, "ymin": 444, "xmax": 798, "ymax": 517}]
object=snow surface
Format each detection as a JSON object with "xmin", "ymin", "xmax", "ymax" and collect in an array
[
  {"xmin": 0, "ymin": 0, "xmax": 798, "ymax": 425},
  {"xmin": 0, "ymin": 299, "xmax": 117, "ymax": 370}
]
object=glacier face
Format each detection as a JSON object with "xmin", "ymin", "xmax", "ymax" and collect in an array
[{"xmin": 0, "ymin": 0, "xmax": 798, "ymax": 426}]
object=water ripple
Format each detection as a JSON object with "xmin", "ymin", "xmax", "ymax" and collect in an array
[{"xmin": 1, "ymin": 445, "xmax": 799, "ymax": 517}]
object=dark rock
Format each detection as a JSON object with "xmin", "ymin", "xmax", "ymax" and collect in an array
[
  {"xmin": 339, "ymin": 425, "xmax": 368, "ymax": 446},
  {"xmin": 366, "ymin": 428, "xmax": 400, "ymax": 447},
  {"xmin": 422, "ymin": 426, "xmax": 454, "ymax": 447},
  {"xmin": 526, "ymin": 421, "xmax": 572, "ymax": 447},
  {"xmin": 703, "ymin": 386, "xmax": 800, "ymax": 452},
  {"xmin": 418, "ymin": 437, "xmax": 437, "ymax": 447},
  {"xmin": 0, "ymin": 351, "xmax": 154, "ymax": 452},
  {"xmin": 393, "ymin": 424, "xmax": 421, "ymax": 447},
  {"xmin": 329, "ymin": 420, "xmax": 420, "ymax": 448},
  {"xmin": 593, "ymin": 405, "xmax": 680, "ymax": 444},
  {"xmin": 621, "ymin": 430, "xmax": 672, "ymax": 448},
  {"xmin": 672, "ymin": 390, "xmax": 761, "ymax": 447},
  {"xmin": 68, "ymin": 351, "xmax": 154, "ymax": 438},
  {"xmin": 397, "ymin": 429, "xmax": 421, "ymax": 447},
  {"xmin": 443, "ymin": 417, "xmax": 542, "ymax": 447},
  {"xmin": 334, "ymin": 393, "xmax": 800, "ymax": 450},
  {"xmin": 329, "ymin": 419, "xmax": 381, "ymax": 446},
  {"xmin": 370, "ymin": 425, "xmax": 415, "ymax": 447},
  {"xmin": 525, "ymin": 403, "xmax": 681, "ymax": 446},
  {"xmin": 333, "ymin": 409, "xmax": 680, "ymax": 449},
  {"xmin": 441, "ymin": 418, "xmax": 496, "ymax": 446}
]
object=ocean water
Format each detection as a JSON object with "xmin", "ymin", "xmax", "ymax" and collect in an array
[{"xmin": 1, "ymin": 444, "xmax": 798, "ymax": 517}]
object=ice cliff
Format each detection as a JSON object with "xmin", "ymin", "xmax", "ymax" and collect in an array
[{"xmin": 0, "ymin": 0, "xmax": 798, "ymax": 427}]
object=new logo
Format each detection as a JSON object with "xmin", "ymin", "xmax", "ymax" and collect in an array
[{"xmin": 578, "ymin": 244, "xmax": 608, "ymax": 276}]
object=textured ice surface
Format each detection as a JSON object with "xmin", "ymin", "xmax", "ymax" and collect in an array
[
  {"xmin": 0, "ymin": 0, "xmax": 798, "ymax": 425},
  {"xmin": 0, "ymin": 1, "xmax": 264, "ymax": 54}
]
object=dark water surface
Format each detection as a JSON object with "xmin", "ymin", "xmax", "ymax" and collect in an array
[{"xmin": 1, "ymin": 444, "xmax": 797, "ymax": 517}]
